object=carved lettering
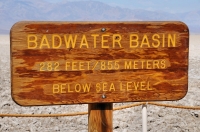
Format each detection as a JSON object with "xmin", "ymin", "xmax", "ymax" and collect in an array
[{"xmin": 27, "ymin": 33, "xmax": 176, "ymax": 49}]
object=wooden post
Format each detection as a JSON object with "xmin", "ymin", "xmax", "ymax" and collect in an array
[{"xmin": 88, "ymin": 103, "xmax": 113, "ymax": 132}]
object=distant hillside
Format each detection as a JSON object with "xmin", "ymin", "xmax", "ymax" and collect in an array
[{"xmin": 0, "ymin": 0, "xmax": 200, "ymax": 34}]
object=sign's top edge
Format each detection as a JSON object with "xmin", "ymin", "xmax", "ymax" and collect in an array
[
  {"xmin": 10, "ymin": 21, "xmax": 189, "ymax": 32},
  {"xmin": 12, "ymin": 20, "xmax": 187, "ymax": 24}
]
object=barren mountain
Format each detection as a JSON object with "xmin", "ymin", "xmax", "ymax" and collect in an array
[{"xmin": 0, "ymin": 0, "xmax": 200, "ymax": 33}]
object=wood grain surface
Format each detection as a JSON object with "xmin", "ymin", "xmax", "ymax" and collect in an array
[
  {"xmin": 88, "ymin": 103, "xmax": 113, "ymax": 132},
  {"xmin": 10, "ymin": 21, "xmax": 189, "ymax": 106}
]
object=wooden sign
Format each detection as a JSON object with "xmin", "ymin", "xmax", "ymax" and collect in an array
[{"xmin": 10, "ymin": 21, "xmax": 189, "ymax": 106}]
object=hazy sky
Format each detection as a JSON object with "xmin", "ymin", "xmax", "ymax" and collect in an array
[{"xmin": 44, "ymin": 0, "xmax": 200, "ymax": 13}]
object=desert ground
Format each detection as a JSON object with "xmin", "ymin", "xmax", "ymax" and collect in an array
[{"xmin": 0, "ymin": 34, "xmax": 200, "ymax": 132}]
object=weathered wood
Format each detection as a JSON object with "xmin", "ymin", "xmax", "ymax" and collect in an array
[
  {"xmin": 10, "ymin": 21, "xmax": 189, "ymax": 106},
  {"xmin": 88, "ymin": 103, "xmax": 113, "ymax": 132}
]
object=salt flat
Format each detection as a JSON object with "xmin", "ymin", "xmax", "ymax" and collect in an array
[
  {"xmin": 0, "ymin": 34, "xmax": 200, "ymax": 132},
  {"xmin": 189, "ymin": 34, "xmax": 200, "ymax": 57},
  {"xmin": 0, "ymin": 35, "xmax": 9, "ymax": 45}
]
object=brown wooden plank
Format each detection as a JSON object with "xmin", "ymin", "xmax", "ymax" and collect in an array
[
  {"xmin": 88, "ymin": 103, "xmax": 113, "ymax": 132},
  {"xmin": 10, "ymin": 21, "xmax": 189, "ymax": 106}
]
